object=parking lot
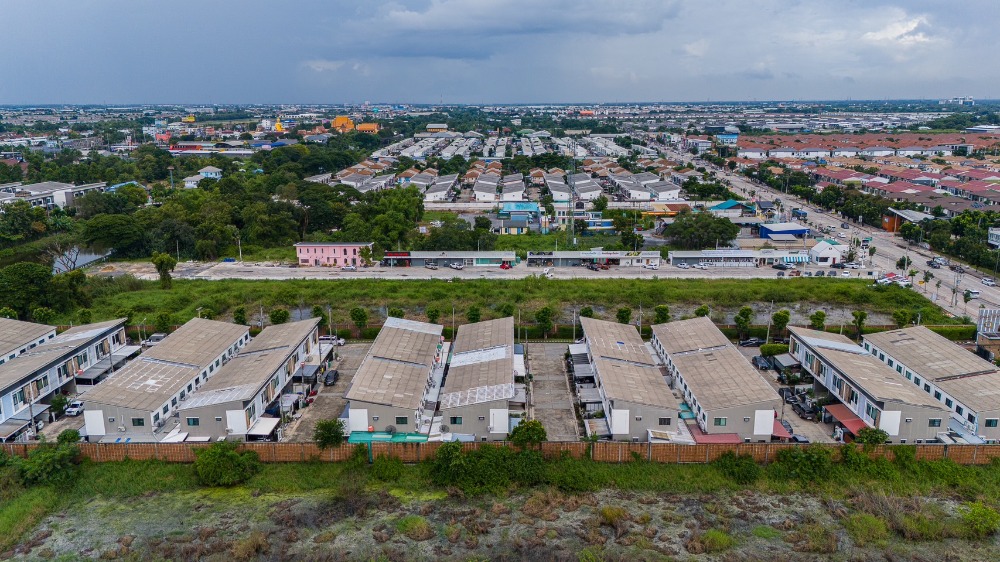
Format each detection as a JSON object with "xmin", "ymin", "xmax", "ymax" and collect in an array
[
  {"xmin": 282, "ymin": 343, "xmax": 370, "ymax": 442},
  {"xmin": 527, "ymin": 343, "xmax": 580, "ymax": 441}
]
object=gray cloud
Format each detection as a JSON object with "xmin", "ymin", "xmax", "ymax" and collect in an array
[{"xmin": 0, "ymin": 0, "xmax": 997, "ymax": 104}]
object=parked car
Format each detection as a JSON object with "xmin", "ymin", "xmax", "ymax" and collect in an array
[
  {"xmin": 846, "ymin": 262, "xmax": 861, "ymax": 269},
  {"xmin": 143, "ymin": 333, "xmax": 167, "ymax": 347},
  {"xmin": 586, "ymin": 263, "xmax": 600, "ymax": 271},
  {"xmin": 777, "ymin": 271, "xmax": 785, "ymax": 277},
  {"xmin": 319, "ymin": 335, "xmax": 345, "ymax": 346},
  {"xmin": 643, "ymin": 264, "xmax": 659, "ymax": 270},
  {"xmin": 65, "ymin": 400, "xmax": 84, "ymax": 416},
  {"xmin": 341, "ymin": 265, "xmax": 357, "ymax": 271},
  {"xmin": 792, "ymin": 403, "xmax": 816, "ymax": 421},
  {"xmin": 323, "ymin": 370, "xmax": 340, "ymax": 386},
  {"xmin": 676, "ymin": 263, "xmax": 690, "ymax": 269},
  {"xmin": 803, "ymin": 271, "xmax": 812, "ymax": 277},
  {"xmin": 841, "ymin": 271, "xmax": 851, "ymax": 278},
  {"xmin": 739, "ymin": 337, "xmax": 766, "ymax": 347},
  {"xmin": 424, "ymin": 263, "xmax": 438, "ymax": 270},
  {"xmin": 830, "ymin": 262, "xmax": 846, "ymax": 269},
  {"xmin": 500, "ymin": 263, "xmax": 511, "ymax": 270},
  {"xmin": 778, "ymin": 388, "xmax": 798, "ymax": 404},
  {"xmin": 751, "ymin": 356, "xmax": 772, "ymax": 370},
  {"xmin": 449, "ymin": 263, "xmax": 464, "ymax": 270},
  {"xmin": 841, "ymin": 222, "xmax": 849, "ymax": 229},
  {"xmin": 950, "ymin": 264, "xmax": 966, "ymax": 273},
  {"xmin": 984, "ymin": 278, "xmax": 997, "ymax": 287},
  {"xmin": 929, "ymin": 261, "xmax": 941, "ymax": 269},
  {"xmin": 772, "ymin": 263, "xmax": 791, "ymax": 270},
  {"xmin": 791, "ymin": 434, "xmax": 811, "ymax": 444},
  {"xmin": 780, "ymin": 419, "xmax": 794, "ymax": 435},
  {"xmin": 837, "ymin": 232, "xmax": 847, "ymax": 239}
]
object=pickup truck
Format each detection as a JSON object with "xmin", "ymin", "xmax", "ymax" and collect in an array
[{"xmin": 65, "ymin": 400, "xmax": 85, "ymax": 416}]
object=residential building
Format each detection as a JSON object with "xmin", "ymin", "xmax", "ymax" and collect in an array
[
  {"xmin": 198, "ymin": 166, "xmax": 222, "ymax": 180},
  {"xmin": 0, "ymin": 317, "xmax": 57, "ymax": 366},
  {"xmin": 651, "ymin": 317, "xmax": 782, "ymax": 443},
  {"xmin": 501, "ymin": 183, "xmax": 525, "ymax": 201},
  {"xmin": 294, "ymin": 242, "xmax": 373, "ymax": 267},
  {"xmin": 423, "ymin": 183, "xmax": 452, "ymax": 203},
  {"xmin": 438, "ymin": 317, "xmax": 517, "ymax": 441},
  {"xmin": 345, "ymin": 317, "xmax": 445, "ymax": 435},
  {"xmin": 81, "ymin": 319, "xmax": 251, "ymax": 442},
  {"xmin": 809, "ymin": 239, "xmax": 848, "ymax": 265},
  {"xmin": 788, "ymin": 326, "xmax": 948, "ymax": 443},
  {"xmin": 0, "ymin": 319, "xmax": 129, "ymax": 442},
  {"xmin": 473, "ymin": 181, "xmax": 497, "ymax": 202},
  {"xmin": 864, "ymin": 326, "xmax": 1000, "ymax": 443},
  {"xmin": 176, "ymin": 319, "xmax": 321, "ymax": 441},
  {"xmin": 578, "ymin": 317, "xmax": 677, "ymax": 441}
]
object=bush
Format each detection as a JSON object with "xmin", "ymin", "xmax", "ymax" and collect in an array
[
  {"xmin": 712, "ymin": 451, "xmax": 761, "ymax": 485},
  {"xmin": 959, "ymin": 502, "xmax": 1000, "ymax": 539},
  {"xmin": 427, "ymin": 442, "xmax": 547, "ymax": 494},
  {"xmin": 854, "ymin": 427, "xmax": 889, "ymax": 446},
  {"xmin": 193, "ymin": 442, "xmax": 260, "ymax": 486},
  {"xmin": 56, "ymin": 429, "xmax": 81, "ymax": 445},
  {"xmin": 700, "ymin": 529, "xmax": 735, "ymax": 553},
  {"xmin": 842, "ymin": 513, "xmax": 890, "ymax": 547},
  {"xmin": 371, "ymin": 455, "xmax": 403, "ymax": 481},
  {"xmin": 772, "ymin": 445, "xmax": 832, "ymax": 482},
  {"xmin": 547, "ymin": 457, "xmax": 599, "ymax": 492},
  {"xmin": 50, "ymin": 394, "xmax": 69, "ymax": 417},
  {"xmin": 269, "ymin": 308, "xmax": 290, "ymax": 325},
  {"xmin": 18, "ymin": 440, "xmax": 80, "ymax": 487},
  {"xmin": 508, "ymin": 419, "xmax": 547, "ymax": 448},
  {"xmin": 314, "ymin": 419, "xmax": 346, "ymax": 449},
  {"xmin": 396, "ymin": 515, "xmax": 434, "ymax": 541},
  {"xmin": 759, "ymin": 343, "xmax": 789, "ymax": 357}
]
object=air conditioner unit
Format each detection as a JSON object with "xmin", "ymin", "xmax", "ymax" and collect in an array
[{"xmin": 117, "ymin": 426, "xmax": 126, "ymax": 432}]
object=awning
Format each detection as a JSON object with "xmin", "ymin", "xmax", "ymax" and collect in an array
[
  {"xmin": 687, "ymin": 422, "xmax": 743, "ymax": 444},
  {"xmin": 772, "ymin": 419, "xmax": 792, "ymax": 439},
  {"xmin": 783, "ymin": 255, "xmax": 810, "ymax": 263},
  {"xmin": 0, "ymin": 419, "xmax": 28, "ymax": 439},
  {"xmin": 247, "ymin": 416, "xmax": 281, "ymax": 436},
  {"xmin": 825, "ymin": 403, "xmax": 869, "ymax": 435}
]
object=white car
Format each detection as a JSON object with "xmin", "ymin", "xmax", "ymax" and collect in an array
[
  {"xmin": 841, "ymin": 271, "xmax": 851, "ymax": 277},
  {"xmin": 693, "ymin": 264, "xmax": 707, "ymax": 270},
  {"xmin": 846, "ymin": 262, "xmax": 861, "ymax": 269},
  {"xmin": 837, "ymin": 232, "xmax": 847, "ymax": 238},
  {"xmin": 896, "ymin": 280, "xmax": 912, "ymax": 288},
  {"xmin": 65, "ymin": 400, "xmax": 84, "ymax": 416},
  {"xmin": 677, "ymin": 263, "xmax": 690, "ymax": 269},
  {"xmin": 449, "ymin": 263, "xmax": 464, "ymax": 270},
  {"xmin": 644, "ymin": 264, "xmax": 659, "ymax": 270},
  {"xmin": 984, "ymin": 278, "xmax": 997, "ymax": 287}
]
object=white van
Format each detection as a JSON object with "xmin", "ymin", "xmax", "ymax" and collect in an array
[{"xmin": 968, "ymin": 290, "xmax": 981, "ymax": 299}]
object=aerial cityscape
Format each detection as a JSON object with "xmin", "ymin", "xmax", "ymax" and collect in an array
[{"xmin": 3, "ymin": 1, "xmax": 1000, "ymax": 560}]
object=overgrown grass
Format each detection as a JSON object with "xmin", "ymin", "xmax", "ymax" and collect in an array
[
  {"xmin": 66, "ymin": 275, "xmax": 959, "ymax": 326},
  {"xmin": 0, "ymin": 486, "xmax": 61, "ymax": 552}
]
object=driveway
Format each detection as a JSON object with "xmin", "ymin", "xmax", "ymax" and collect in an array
[
  {"xmin": 283, "ymin": 343, "xmax": 371, "ymax": 442},
  {"xmin": 527, "ymin": 343, "xmax": 580, "ymax": 441}
]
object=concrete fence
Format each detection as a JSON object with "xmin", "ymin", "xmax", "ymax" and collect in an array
[{"xmin": 4, "ymin": 441, "xmax": 1000, "ymax": 466}]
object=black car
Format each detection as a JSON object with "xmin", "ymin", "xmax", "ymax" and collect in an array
[
  {"xmin": 772, "ymin": 263, "xmax": 791, "ymax": 270},
  {"xmin": 780, "ymin": 419, "xmax": 794, "ymax": 435},
  {"xmin": 739, "ymin": 337, "xmax": 766, "ymax": 347},
  {"xmin": 791, "ymin": 434, "xmax": 811, "ymax": 444},
  {"xmin": 830, "ymin": 262, "xmax": 846, "ymax": 269},
  {"xmin": 751, "ymin": 355, "xmax": 772, "ymax": 370},
  {"xmin": 323, "ymin": 370, "xmax": 340, "ymax": 386}
]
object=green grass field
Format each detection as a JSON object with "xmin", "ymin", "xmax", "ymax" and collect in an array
[{"xmin": 69, "ymin": 276, "xmax": 958, "ymax": 328}]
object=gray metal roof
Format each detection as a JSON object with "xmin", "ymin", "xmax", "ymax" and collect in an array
[
  {"xmin": 0, "ymin": 318, "xmax": 55, "ymax": 360},
  {"xmin": 346, "ymin": 317, "xmax": 444, "ymax": 409},
  {"xmin": 440, "ymin": 318, "xmax": 515, "ymax": 409}
]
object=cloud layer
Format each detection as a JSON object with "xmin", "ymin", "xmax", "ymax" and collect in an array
[{"xmin": 0, "ymin": 0, "xmax": 996, "ymax": 104}]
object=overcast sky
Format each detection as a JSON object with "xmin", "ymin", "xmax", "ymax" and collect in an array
[{"xmin": 1, "ymin": 0, "xmax": 997, "ymax": 105}]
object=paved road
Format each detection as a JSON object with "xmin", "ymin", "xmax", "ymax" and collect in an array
[
  {"xmin": 527, "ymin": 342, "xmax": 580, "ymax": 441},
  {"xmin": 283, "ymin": 343, "xmax": 370, "ymax": 442}
]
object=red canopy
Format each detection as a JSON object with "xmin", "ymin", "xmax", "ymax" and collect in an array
[
  {"xmin": 825, "ymin": 403, "xmax": 868, "ymax": 435},
  {"xmin": 687, "ymin": 422, "xmax": 743, "ymax": 444},
  {"xmin": 772, "ymin": 419, "xmax": 792, "ymax": 439}
]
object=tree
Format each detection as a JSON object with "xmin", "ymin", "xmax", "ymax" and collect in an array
[
  {"xmin": 896, "ymin": 256, "xmax": 912, "ymax": 271},
  {"xmin": 496, "ymin": 303, "xmax": 514, "ymax": 317},
  {"xmin": 579, "ymin": 306, "xmax": 594, "ymax": 318},
  {"xmin": 0, "ymin": 262, "xmax": 53, "ymax": 319},
  {"xmin": 809, "ymin": 310, "xmax": 826, "ymax": 330},
  {"xmin": 154, "ymin": 313, "xmax": 172, "ymax": 333},
  {"xmin": 734, "ymin": 306, "xmax": 755, "ymax": 339},
  {"xmin": 592, "ymin": 195, "xmax": 608, "ymax": 212},
  {"xmin": 508, "ymin": 419, "xmax": 547, "ymax": 448},
  {"xmin": 922, "ymin": 271, "xmax": 934, "ymax": 292},
  {"xmin": 151, "ymin": 251, "xmax": 177, "ymax": 289},
  {"xmin": 616, "ymin": 307, "xmax": 632, "ymax": 325},
  {"xmin": 964, "ymin": 290, "xmax": 973, "ymax": 312},
  {"xmin": 232, "ymin": 306, "xmax": 247, "ymax": 325},
  {"xmin": 350, "ymin": 307, "xmax": 368, "ymax": 331},
  {"xmin": 868, "ymin": 246, "xmax": 877, "ymax": 259},
  {"xmin": 535, "ymin": 306, "xmax": 554, "ymax": 337},
  {"xmin": 387, "ymin": 307, "xmax": 405, "ymax": 319},
  {"xmin": 31, "ymin": 307, "xmax": 56, "ymax": 325},
  {"xmin": 311, "ymin": 305, "xmax": 327, "ymax": 329},
  {"xmin": 314, "ymin": 418, "xmax": 347, "ymax": 449},
  {"xmin": 661, "ymin": 209, "xmax": 739, "ymax": 250},
  {"xmin": 851, "ymin": 310, "xmax": 868, "ymax": 340},
  {"xmin": 51, "ymin": 394, "xmax": 69, "ymax": 418},
  {"xmin": 78, "ymin": 308, "xmax": 92, "ymax": 324},
  {"xmin": 466, "ymin": 306, "xmax": 481, "ymax": 323},
  {"xmin": 57, "ymin": 428, "xmax": 81, "ymax": 445},
  {"xmin": 892, "ymin": 309, "xmax": 913, "ymax": 328},
  {"xmin": 854, "ymin": 427, "xmax": 889, "ymax": 446},
  {"xmin": 694, "ymin": 305, "xmax": 710, "ymax": 318},
  {"xmin": 426, "ymin": 307, "xmax": 441, "ymax": 324},
  {"xmin": 0, "ymin": 307, "xmax": 17, "ymax": 319},
  {"xmin": 771, "ymin": 309, "xmax": 791, "ymax": 337},
  {"xmin": 193, "ymin": 441, "xmax": 261, "ymax": 486},
  {"xmin": 653, "ymin": 305, "xmax": 670, "ymax": 324},
  {"xmin": 269, "ymin": 308, "xmax": 290, "ymax": 325}
]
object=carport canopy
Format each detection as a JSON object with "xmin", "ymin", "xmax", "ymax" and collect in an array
[{"xmin": 825, "ymin": 403, "xmax": 868, "ymax": 435}]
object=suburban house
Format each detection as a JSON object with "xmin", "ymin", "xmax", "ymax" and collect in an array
[
  {"xmin": 788, "ymin": 326, "xmax": 948, "ymax": 443},
  {"xmin": 473, "ymin": 181, "xmax": 498, "ymax": 202},
  {"xmin": 809, "ymin": 239, "xmax": 848, "ymax": 265},
  {"xmin": 199, "ymin": 166, "xmax": 222, "ymax": 180},
  {"xmin": 501, "ymin": 183, "xmax": 525, "ymax": 201},
  {"xmin": 423, "ymin": 183, "xmax": 452, "ymax": 202},
  {"xmin": 295, "ymin": 242, "xmax": 373, "ymax": 267},
  {"xmin": 864, "ymin": 326, "xmax": 1000, "ymax": 444},
  {"xmin": 345, "ymin": 317, "xmax": 445, "ymax": 436},
  {"xmin": 0, "ymin": 319, "xmax": 129, "ymax": 442},
  {"xmin": 176, "ymin": 319, "xmax": 321, "ymax": 442},
  {"xmin": 651, "ymin": 318, "xmax": 783, "ymax": 443},
  {"xmin": 438, "ymin": 317, "xmax": 517, "ymax": 441},
  {"xmin": 81, "ymin": 319, "xmax": 251, "ymax": 442},
  {"xmin": 578, "ymin": 317, "xmax": 678, "ymax": 441}
]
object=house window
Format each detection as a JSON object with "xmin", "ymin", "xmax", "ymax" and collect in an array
[
  {"xmin": 163, "ymin": 405, "xmax": 169, "ymax": 414},
  {"xmin": 478, "ymin": 416, "xmax": 485, "ymax": 421},
  {"xmin": 905, "ymin": 371, "xmax": 912, "ymax": 380},
  {"xmin": 945, "ymin": 398, "xmax": 954, "ymax": 408},
  {"xmin": 986, "ymin": 419, "xmax": 999, "ymax": 428},
  {"xmin": 896, "ymin": 366, "xmax": 903, "ymax": 374},
  {"xmin": 394, "ymin": 416, "xmax": 408, "ymax": 426},
  {"xmin": 864, "ymin": 343, "xmax": 870, "ymax": 351},
  {"xmin": 658, "ymin": 418, "xmax": 671, "ymax": 426},
  {"xmin": 215, "ymin": 417, "xmax": 222, "ymax": 422},
  {"xmin": 171, "ymin": 397, "xmax": 177, "ymax": 406},
  {"xmin": 131, "ymin": 418, "xmax": 145, "ymax": 427},
  {"xmin": 914, "ymin": 376, "xmax": 921, "ymax": 386},
  {"xmin": 887, "ymin": 359, "xmax": 894, "ymax": 368},
  {"xmin": 186, "ymin": 418, "xmax": 200, "ymax": 427},
  {"xmin": 923, "ymin": 384, "xmax": 930, "ymax": 393},
  {"xmin": 153, "ymin": 414, "xmax": 159, "ymax": 423},
  {"xmin": 449, "ymin": 416, "xmax": 463, "ymax": 425},
  {"xmin": 929, "ymin": 419, "xmax": 942, "ymax": 427},
  {"xmin": 968, "ymin": 414, "xmax": 977, "ymax": 424},
  {"xmin": 713, "ymin": 417, "xmax": 727, "ymax": 427},
  {"xmin": 956, "ymin": 406, "xmax": 965, "ymax": 416}
]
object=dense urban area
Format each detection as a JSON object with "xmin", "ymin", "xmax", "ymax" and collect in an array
[{"xmin": 4, "ymin": 99, "xmax": 1000, "ymax": 559}]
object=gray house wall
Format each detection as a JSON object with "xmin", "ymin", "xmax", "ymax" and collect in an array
[
  {"xmin": 440, "ymin": 398, "xmax": 509, "ymax": 441},
  {"xmin": 705, "ymin": 402, "xmax": 781, "ymax": 442},
  {"xmin": 610, "ymin": 399, "xmax": 678, "ymax": 441}
]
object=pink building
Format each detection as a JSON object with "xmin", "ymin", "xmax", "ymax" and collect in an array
[{"xmin": 295, "ymin": 242, "xmax": 373, "ymax": 267}]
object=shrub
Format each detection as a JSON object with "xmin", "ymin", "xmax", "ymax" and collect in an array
[
  {"xmin": 700, "ymin": 529, "xmax": 735, "ymax": 553},
  {"xmin": 396, "ymin": 515, "xmax": 434, "ymax": 541},
  {"xmin": 712, "ymin": 451, "xmax": 761, "ymax": 485},
  {"xmin": 50, "ymin": 394, "xmax": 69, "ymax": 417},
  {"xmin": 314, "ymin": 419, "xmax": 347, "ymax": 449},
  {"xmin": 959, "ymin": 502, "xmax": 1000, "ymax": 539},
  {"xmin": 231, "ymin": 530, "xmax": 269, "ymax": 560},
  {"xmin": 193, "ymin": 442, "xmax": 260, "ymax": 486},
  {"xmin": 842, "ymin": 513, "xmax": 889, "ymax": 547},
  {"xmin": 371, "ymin": 455, "xmax": 403, "ymax": 481},
  {"xmin": 854, "ymin": 427, "xmax": 889, "ymax": 446},
  {"xmin": 759, "ymin": 343, "xmax": 789, "ymax": 357},
  {"xmin": 547, "ymin": 458, "xmax": 599, "ymax": 492},
  {"xmin": 18, "ymin": 440, "xmax": 80, "ymax": 487},
  {"xmin": 509, "ymin": 419, "xmax": 547, "ymax": 448},
  {"xmin": 772, "ymin": 445, "xmax": 832, "ymax": 482},
  {"xmin": 56, "ymin": 429, "xmax": 81, "ymax": 445},
  {"xmin": 269, "ymin": 308, "xmax": 290, "ymax": 325}
]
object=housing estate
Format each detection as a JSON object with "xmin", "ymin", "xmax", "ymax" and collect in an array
[
  {"xmin": 81, "ymin": 319, "xmax": 250, "ymax": 442},
  {"xmin": 651, "ymin": 317, "xmax": 783, "ymax": 443},
  {"xmin": 864, "ymin": 326, "xmax": 1000, "ymax": 443},
  {"xmin": 788, "ymin": 327, "xmax": 948, "ymax": 443},
  {"xmin": 578, "ymin": 317, "xmax": 677, "ymax": 441}
]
